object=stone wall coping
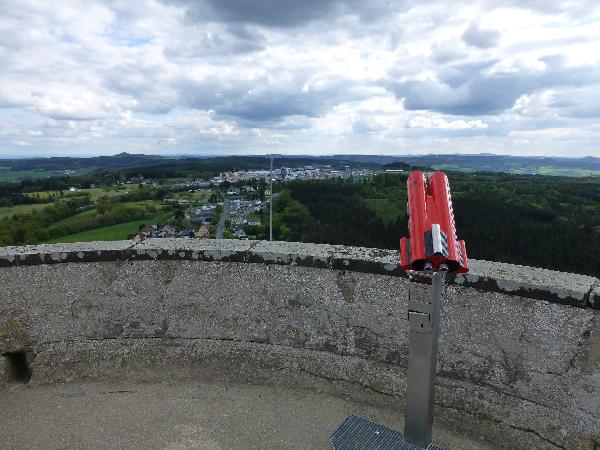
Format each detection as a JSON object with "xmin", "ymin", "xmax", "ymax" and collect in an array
[{"xmin": 0, "ymin": 238, "xmax": 598, "ymax": 309}]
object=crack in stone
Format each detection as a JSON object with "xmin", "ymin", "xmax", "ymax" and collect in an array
[
  {"xmin": 100, "ymin": 390, "xmax": 138, "ymax": 395},
  {"xmin": 435, "ymin": 401, "xmax": 566, "ymax": 450},
  {"xmin": 439, "ymin": 372, "xmax": 556, "ymax": 411},
  {"xmin": 31, "ymin": 336, "xmax": 400, "ymax": 397},
  {"xmin": 34, "ymin": 335, "xmax": 353, "ymax": 359},
  {"xmin": 295, "ymin": 366, "xmax": 393, "ymax": 397}
]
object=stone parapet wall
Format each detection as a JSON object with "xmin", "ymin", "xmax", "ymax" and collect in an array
[
  {"xmin": 0, "ymin": 239, "xmax": 598, "ymax": 449},
  {"xmin": 1, "ymin": 239, "xmax": 597, "ymax": 308}
]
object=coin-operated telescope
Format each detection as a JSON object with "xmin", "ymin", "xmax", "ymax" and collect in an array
[
  {"xmin": 331, "ymin": 171, "xmax": 469, "ymax": 450},
  {"xmin": 400, "ymin": 171, "xmax": 468, "ymax": 273}
]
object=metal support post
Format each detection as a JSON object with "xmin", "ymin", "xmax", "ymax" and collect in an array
[
  {"xmin": 330, "ymin": 271, "xmax": 447, "ymax": 450},
  {"xmin": 403, "ymin": 271, "xmax": 445, "ymax": 448}
]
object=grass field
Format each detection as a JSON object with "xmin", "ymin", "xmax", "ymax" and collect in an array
[
  {"xmin": 429, "ymin": 163, "xmax": 600, "ymax": 177},
  {"xmin": 0, "ymin": 202, "xmax": 55, "ymax": 219},
  {"xmin": 44, "ymin": 212, "xmax": 172, "ymax": 243},
  {"xmin": 46, "ymin": 208, "xmax": 98, "ymax": 229},
  {"xmin": 87, "ymin": 185, "xmax": 141, "ymax": 200},
  {"xmin": 536, "ymin": 166, "xmax": 600, "ymax": 177},
  {"xmin": 46, "ymin": 200, "xmax": 162, "ymax": 230},
  {"xmin": 42, "ymin": 200, "xmax": 161, "ymax": 231}
]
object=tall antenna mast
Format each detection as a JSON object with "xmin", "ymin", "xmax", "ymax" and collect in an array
[{"xmin": 269, "ymin": 155, "xmax": 273, "ymax": 241}]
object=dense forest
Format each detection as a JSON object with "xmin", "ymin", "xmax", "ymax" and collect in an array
[{"xmin": 269, "ymin": 173, "xmax": 600, "ymax": 277}]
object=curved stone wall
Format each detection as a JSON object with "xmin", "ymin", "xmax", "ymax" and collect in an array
[{"xmin": 0, "ymin": 239, "xmax": 598, "ymax": 449}]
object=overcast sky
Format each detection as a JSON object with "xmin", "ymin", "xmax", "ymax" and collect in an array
[{"xmin": 1, "ymin": 0, "xmax": 599, "ymax": 157}]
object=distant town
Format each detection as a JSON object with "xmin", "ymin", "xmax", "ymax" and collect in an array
[{"xmin": 132, "ymin": 164, "xmax": 384, "ymax": 241}]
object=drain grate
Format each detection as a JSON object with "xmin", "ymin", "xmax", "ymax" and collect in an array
[{"xmin": 331, "ymin": 416, "xmax": 444, "ymax": 450}]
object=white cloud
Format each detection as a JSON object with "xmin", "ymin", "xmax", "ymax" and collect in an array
[
  {"xmin": 408, "ymin": 116, "xmax": 488, "ymax": 130},
  {"xmin": 511, "ymin": 90, "xmax": 554, "ymax": 117},
  {"xmin": 0, "ymin": 0, "xmax": 598, "ymax": 157}
]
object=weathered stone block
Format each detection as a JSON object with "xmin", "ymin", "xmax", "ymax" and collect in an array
[
  {"xmin": 330, "ymin": 244, "xmax": 403, "ymax": 276},
  {"xmin": 453, "ymin": 259, "xmax": 597, "ymax": 307}
]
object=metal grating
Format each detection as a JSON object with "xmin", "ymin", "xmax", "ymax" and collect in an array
[{"xmin": 331, "ymin": 416, "xmax": 445, "ymax": 450}]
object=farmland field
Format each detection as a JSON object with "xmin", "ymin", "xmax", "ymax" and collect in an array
[
  {"xmin": 24, "ymin": 184, "xmax": 140, "ymax": 201},
  {"xmin": 46, "ymin": 208, "xmax": 98, "ymax": 229},
  {"xmin": 44, "ymin": 212, "xmax": 172, "ymax": 243},
  {"xmin": 0, "ymin": 202, "xmax": 55, "ymax": 219}
]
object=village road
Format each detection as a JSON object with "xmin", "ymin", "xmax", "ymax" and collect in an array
[{"xmin": 216, "ymin": 196, "xmax": 230, "ymax": 239}]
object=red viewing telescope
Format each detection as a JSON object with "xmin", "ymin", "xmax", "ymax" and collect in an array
[
  {"xmin": 400, "ymin": 171, "xmax": 468, "ymax": 273},
  {"xmin": 332, "ymin": 170, "xmax": 466, "ymax": 449}
]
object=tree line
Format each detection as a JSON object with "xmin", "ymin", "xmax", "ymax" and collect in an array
[
  {"xmin": 0, "ymin": 196, "xmax": 163, "ymax": 245},
  {"xmin": 269, "ymin": 174, "xmax": 600, "ymax": 277}
]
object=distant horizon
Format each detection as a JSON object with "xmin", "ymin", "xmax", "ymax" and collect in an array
[{"xmin": 0, "ymin": 151, "xmax": 597, "ymax": 160}]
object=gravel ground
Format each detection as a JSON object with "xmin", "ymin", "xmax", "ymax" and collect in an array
[{"xmin": 0, "ymin": 380, "xmax": 487, "ymax": 450}]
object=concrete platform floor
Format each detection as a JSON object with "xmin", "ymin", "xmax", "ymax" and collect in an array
[{"xmin": 0, "ymin": 381, "xmax": 490, "ymax": 450}]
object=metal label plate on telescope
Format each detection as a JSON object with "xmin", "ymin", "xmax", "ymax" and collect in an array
[{"xmin": 330, "ymin": 416, "xmax": 445, "ymax": 450}]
